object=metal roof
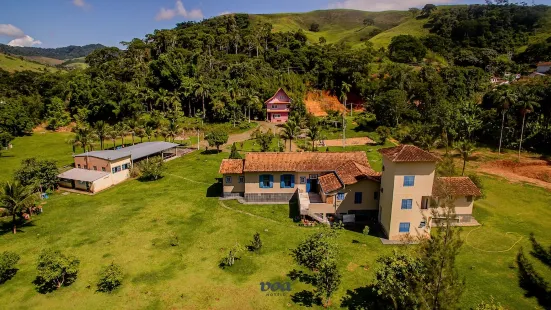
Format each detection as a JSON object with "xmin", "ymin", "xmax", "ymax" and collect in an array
[
  {"xmin": 74, "ymin": 142, "xmax": 178, "ymax": 161},
  {"xmin": 58, "ymin": 168, "xmax": 110, "ymax": 182}
]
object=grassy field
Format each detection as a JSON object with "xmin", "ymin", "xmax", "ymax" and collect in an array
[
  {"xmin": 0, "ymin": 132, "xmax": 550, "ymax": 309},
  {"xmin": 0, "ymin": 53, "xmax": 58, "ymax": 73}
]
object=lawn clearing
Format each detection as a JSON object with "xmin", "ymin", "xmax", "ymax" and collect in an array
[{"xmin": 0, "ymin": 132, "xmax": 549, "ymax": 309}]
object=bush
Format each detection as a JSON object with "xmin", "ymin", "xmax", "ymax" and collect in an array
[
  {"xmin": 376, "ymin": 126, "xmax": 391, "ymax": 145},
  {"xmin": 248, "ymin": 233, "xmax": 263, "ymax": 252},
  {"xmin": 138, "ymin": 157, "xmax": 165, "ymax": 181},
  {"xmin": 14, "ymin": 158, "xmax": 59, "ymax": 191},
  {"xmin": 309, "ymin": 23, "xmax": 320, "ymax": 32},
  {"xmin": 220, "ymin": 243, "xmax": 243, "ymax": 268},
  {"xmin": 468, "ymin": 173, "xmax": 485, "ymax": 199},
  {"xmin": 0, "ymin": 251, "xmax": 20, "ymax": 284},
  {"xmin": 35, "ymin": 248, "xmax": 80, "ymax": 293},
  {"xmin": 362, "ymin": 225, "xmax": 370, "ymax": 236},
  {"xmin": 205, "ymin": 129, "xmax": 229, "ymax": 152},
  {"xmin": 96, "ymin": 262, "xmax": 123, "ymax": 293}
]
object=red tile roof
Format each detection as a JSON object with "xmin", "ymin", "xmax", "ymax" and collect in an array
[
  {"xmin": 318, "ymin": 161, "xmax": 381, "ymax": 194},
  {"xmin": 243, "ymin": 152, "xmax": 369, "ymax": 172},
  {"xmin": 432, "ymin": 177, "xmax": 482, "ymax": 197},
  {"xmin": 537, "ymin": 62, "xmax": 551, "ymax": 66},
  {"xmin": 318, "ymin": 173, "xmax": 342, "ymax": 193},
  {"xmin": 264, "ymin": 88, "xmax": 291, "ymax": 104},
  {"xmin": 379, "ymin": 145, "xmax": 440, "ymax": 162},
  {"xmin": 219, "ymin": 159, "xmax": 244, "ymax": 174}
]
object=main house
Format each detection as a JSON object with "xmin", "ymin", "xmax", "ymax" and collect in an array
[
  {"xmin": 266, "ymin": 88, "xmax": 291, "ymax": 123},
  {"xmin": 219, "ymin": 145, "xmax": 481, "ymax": 240},
  {"xmin": 58, "ymin": 142, "xmax": 178, "ymax": 193}
]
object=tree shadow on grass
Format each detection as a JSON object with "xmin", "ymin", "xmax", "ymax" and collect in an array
[
  {"xmin": 33, "ymin": 274, "xmax": 78, "ymax": 294},
  {"xmin": 0, "ymin": 268, "xmax": 18, "ymax": 284},
  {"xmin": 341, "ymin": 285, "xmax": 390, "ymax": 310},
  {"xmin": 288, "ymin": 269, "xmax": 316, "ymax": 285},
  {"xmin": 291, "ymin": 290, "xmax": 322, "ymax": 307},
  {"xmin": 0, "ymin": 218, "xmax": 37, "ymax": 236},
  {"xmin": 206, "ymin": 181, "xmax": 222, "ymax": 197},
  {"xmin": 529, "ymin": 233, "xmax": 551, "ymax": 268},
  {"xmin": 517, "ymin": 248, "xmax": 551, "ymax": 309},
  {"xmin": 200, "ymin": 149, "xmax": 220, "ymax": 155}
]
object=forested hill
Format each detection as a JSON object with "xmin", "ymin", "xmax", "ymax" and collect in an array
[{"xmin": 0, "ymin": 44, "xmax": 105, "ymax": 60}]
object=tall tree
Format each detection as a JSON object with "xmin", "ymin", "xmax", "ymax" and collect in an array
[
  {"xmin": 307, "ymin": 118, "xmax": 321, "ymax": 151},
  {"xmin": 0, "ymin": 181, "xmax": 37, "ymax": 234},
  {"xmin": 495, "ymin": 87, "xmax": 516, "ymax": 154},
  {"xmin": 516, "ymin": 90, "xmax": 540, "ymax": 160},
  {"xmin": 281, "ymin": 120, "xmax": 299, "ymax": 152},
  {"xmin": 93, "ymin": 121, "xmax": 109, "ymax": 150},
  {"xmin": 455, "ymin": 140, "xmax": 476, "ymax": 176}
]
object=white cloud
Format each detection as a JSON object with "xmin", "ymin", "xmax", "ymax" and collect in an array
[
  {"xmin": 155, "ymin": 0, "xmax": 204, "ymax": 21},
  {"xmin": 8, "ymin": 35, "xmax": 42, "ymax": 47},
  {"xmin": 0, "ymin": 24, "xmax": 25, "ymax": 38},
  {"xmin": 73, "ymin": 0, "xmax": 86, "ymax": 7},
  {"xmin": 328, "ymin": 0, "xmax": 453, "ymax": 11},
  {"xmin": 218, "ymin": 11, "xmax": 232, "ymax": 16}
]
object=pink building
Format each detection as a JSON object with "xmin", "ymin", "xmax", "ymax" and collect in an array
[{"xmin": 265, "ymin": 88, "xmax": 291, "ymax": 123}]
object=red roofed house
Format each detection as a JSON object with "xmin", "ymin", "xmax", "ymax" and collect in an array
[
  {"xmin": 219, "ymin": 145, "xmax": 481, "ymax": 240},
  {"xmin": 265, "ymin": 88, "xmax": 291, "ymax": 123}
]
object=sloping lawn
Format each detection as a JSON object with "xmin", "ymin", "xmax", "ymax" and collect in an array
[{"xmin": 0, "ymin": 132, "xmax": 549, "ymax": 309}]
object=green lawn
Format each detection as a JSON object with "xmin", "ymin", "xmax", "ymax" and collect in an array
[
  {"xmin": 0, "ymin": 53, "xmax": 58, "ymax": 73},
  {"xmin": 0, "ymin": 132, "xmax": 549, "ymax": 309}
]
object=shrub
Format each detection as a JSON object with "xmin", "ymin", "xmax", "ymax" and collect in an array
[
  {"xmin": 229, "ymin": 143, "xmax": 242, "ymax": 159},
  {"xmin": 0, "ymin": 251, "xmax": 20, "ymax": 284},
  {"xmin": 376, "ymin": 126, "xmax": 391, "ymax": 145},
  {"xmin": 14, "ymin": 158, "xmax": 59, "ymax": 191},
  {"xmin": 138, "ymin": 156, "xmax": 165, "ymax": 181},
  {"xmin": 249, "ymin": 233, "xmax": 263, "ymax": 252},
  {"xmin": 309, "ymin": 23, "xmax": 320, "ymax": 32},
  {"xmin": 220, "ymin": 243, "xmax": 243, "ymax": 268},
  {"xmin": 363, "ymin": 225, "xmax": 370, "ymax": 236},
  {"xmin": 35, "ymin": 248, "xmax": 79, "ymax": 293},
  {"xmin": 205, "ymin": 129, "xmax": 228, "ymax": 152},
  {"xmin": 96, "ymin": 262, "xmax": 123, "ymax": 293},
  {"xmin": 468, "ymin": 173, "xmax": 485, "ymax": 199}
]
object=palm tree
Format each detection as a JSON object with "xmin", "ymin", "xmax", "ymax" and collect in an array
[
  {"xmin": 145, "ymin": 126, "xmax": 154, "ymax": 142},
  {"xmin": 156, "ymin": 88, "xmax": 170, "ymax": 112},
  {"xmin": 455, "ymin": 140, "xmax": 475, "ymax": 176},
  {"xmin": 307, "ymin": 120, "xmax": 321, "ymax": 151},
  {"xmin": 516, "ymin": 90, "xmax": 540, "ymax": 160},
  {"xmin": 194, "ymin": 76, "xmax": 210, "ymax": 118},
  {"xmin": 0, "ymin": 181, "xmax": 38, "ymax": 234},
  {"xmin": 68, "ymin": 126, "xmax": 96, "ymax": 153},
  {"xmin": 282, "ymin": 120, "xmax": 299, "ymax": 152},
  {"xmin": 93, "ymin": 121, "xmax": 109, "ymax": 150},
  {"xmin": 246, "ymin": 92, "xmax": 261, "ymax": 123},
  {"xmin": 126, "ymin": 119, "xmax": 139, "ymax": 145},
  {"xmin": 166, "ymin": 121, "xmax": 180, "ymax": 142},
  {"xmin": 114, "ymin": 123, "xmax": 128, "ymax": 147},
  {"xmin": 106, "ymin": 128, "xmax": 118, "ymax": 149},
  {"xmin": 340, "ymin": 82, "xmax": 352, "ymax": 117},
  {"xmin": 135, "ymin": 126, "xmax": 146, "ymax": 143},
  {"xmin": 496, "ymin": 87, "xmax": 517, "ymax": 154}
]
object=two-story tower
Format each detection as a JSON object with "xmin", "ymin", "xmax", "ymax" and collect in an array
[
  {"xmin": 378, "ymin": 145, "xmax": 440, "ymax": 240},
  {"xmin": 265, "ymin": 88, "xmax": 291, "ymax": 123}
]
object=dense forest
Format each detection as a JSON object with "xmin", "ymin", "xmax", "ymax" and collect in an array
[
  {"xmin": 0, "ymin": 44, "xmax": 105, "ymax": 60},
  {"xmin": 1, "ymin": 2, "xmax": 551, "ymax": 153}
]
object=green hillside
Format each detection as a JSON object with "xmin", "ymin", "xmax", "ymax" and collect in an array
[
  {"xmin": 0, "ymin": 53, "xmax": 58, "ymax": 73},
  {"xmin": 250, "ymin": 9, "xmax": 411, "ymax": 47}
]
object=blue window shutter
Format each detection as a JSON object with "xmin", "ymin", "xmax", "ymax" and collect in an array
[
  {"xmin": 269, "ymin": 175, "xmax": 273, "ymax": 188},
  {"xmin": 291, "ymin": 175, "xmax": 295, "ymax": 187},
  {"xmin": 306, "ymin": 179, "xmax": 311, "ymax": 192},
  {"xmin": 259, "ymin": 175, "xmax": 264, "ymax": 188},
  {"xmin": 280, "ymin": 175, "xmax": 285, "ymax": 188}
]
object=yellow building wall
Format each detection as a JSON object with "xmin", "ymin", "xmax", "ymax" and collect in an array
[
  {"xmin": 90, "ymin": 175, "xmax": 113, "ymax": 193},
  {"xmin": 381, "ymin": 159, "xmax": 437, "ymax": 240},
  {"xmin": 334, "ymin": 180, "xmax": 380, "ymax": 213},
  {"xmin": 223, "ymin": 174, "xmax": 245, "ymax": 193},
  {"xmin": 379, "ymin": 157, "xmax": 396, "ymax": 236},
  {"xmin": 109, "ymin": 157, "xmax": 131, "ymax": 184}
]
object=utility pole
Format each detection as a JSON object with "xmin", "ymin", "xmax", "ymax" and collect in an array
[
  {"xmin": 197, "ymin": 129, "xmax": 200, "ymax": 151},
  {"xmin": 342, "ymin": 111, "xmax": 346, "ymax": 149}
]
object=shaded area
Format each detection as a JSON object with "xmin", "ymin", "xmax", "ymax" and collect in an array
[
  {"xmin": 517, "ymin": 246, "xmax": 551, "ymax": 309},
  {"xmin": 0, "ymin": 268, "xmax": 18, "ymax": 284},
  {"xmin": 206, "ymin": 180, "xmax": 222, "ymax": 197},
  {"xmin": 0, "ymin": 218, "xmax": 37, "ymax": 236},
  {"xmin": 341, "ymin": 285, "xmax": 392, "ymax": 310},
  {"xmin": 33, "ymin": 273, "xmax": 78, "ymax": 294},
  {"xmin": 291, "ymin": 290, "xmax": 322, "ymax": 307},
  {"xmin": 530, "ymin": 233, "xmax": 551, "ymax": 268}
]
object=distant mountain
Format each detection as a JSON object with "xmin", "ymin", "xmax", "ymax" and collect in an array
[{"xmin": 0, "ymin": 44, "xmax": 105, "ymax": 60}]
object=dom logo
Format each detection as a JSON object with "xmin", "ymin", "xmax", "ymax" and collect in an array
[{"xmin": 260, "ymin": 281, "xmax": 292, "ymax": 294}]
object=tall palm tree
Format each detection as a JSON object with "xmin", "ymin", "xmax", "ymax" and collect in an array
[
  {"xmin": 93, "ymin": 121, "xmax": 109, "ymax": 150},
  {"xmin": 307, "ymin": 120, "xmax": 321, "ymax": 151},
  {"xmin": 194, "ymin": 76, "xmax": 210, "ymax": 118},
  {"xmin": 145, "ymin": 126, "xmax": 154, "ymax": 142},
  {"xmin": 114, "ymin": 123, "xmax": 128, "ymax": 147},
  {"xmin": 516, "ymin": 90, "xmax": 540, "ymax": 160},
  {"xmin": 106, "ymin": 128, "xmax": 118, "ymax": 149},
  {"xmin": 282, "ymin": 120, "xmax": 299, "ymax": 152},
  {"xmin": 455, "ymin": 140, "xmax": 476, "ymax": 176},
  {"xmin": 496, "ymin": 87, "xmax": 517, "ymax": 154},
  {"xmin": 135, "ymin": 126, "xmax": 146, "ymax": 143},
  {"xmin": 126, "ymin": 119, "xmax": 139, "ymax": 145},
  {"xmin": 166, "ymin": 122, "xmax": 180, "ymax": 142},
  {"xmin": 0, "ymin": 181, "xmax": 38, "ymax": 234},
  {"xmin": 246, "ymin": 92, "xmax": 261, "ymax": 123},
  {"xmin": 156, "ymin": 88, "xmax": 170, "ymax": 112},
  {"xmin": 68, "ymin": 126, "xmax": 96, "ymax": 153},
  {"xmin": 340, "ymin": 82, "xmax": 352, "ymax": 117}
]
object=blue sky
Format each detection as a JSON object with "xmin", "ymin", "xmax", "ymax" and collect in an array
[{"xmin": 0, "ymin": 0, "xmax": 546, "ymax": 48}]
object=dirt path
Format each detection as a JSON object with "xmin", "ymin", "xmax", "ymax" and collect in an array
[{"xmin": 221, "ymin": 121, "xmax": 298, "ymax": 151}]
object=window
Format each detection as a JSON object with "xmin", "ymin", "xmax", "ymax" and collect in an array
[
  {"xmin": 271, "ymin": 105, "xmax": 277, "ymax": 109},
  {"xmin": 401, "ymin": 199, "xmax": 413, "ymax": 210},
  {"xmin": 93, "ymin": 166, "xmax": 97, "ymax": 171},
  {"xmin": 84, "ymin": 165, "xmax": 88, "ymax": 169},
  {"xmin": 403, "ymin": 176, "xmax": 415, "ymax": 187},
  {"xmin": 309, "ymin": 174, "xmax": 318, "ymax": 179},
  {"xmin": 399, "ymin": 222, "xmax": 410, "ymax": 233},
  {"xmin": 421, "ymin": 197, "xmax": 429, "ymax": 209},
  {"xmin": 374, "ymin": 191, "xmax": 379, "ymax": 200},
  {"xmin": 239, "ymin": 176, "xmax": 245, "ymax": 183},
  {"xmin": 273, "ymin": 114, "xmax": 280, "ymax": 118},
  {"xmin": 122, "ymin": 163, "xmax": 130, "ymax": 170},
  {"xmin": 259, "ymin": 174, "xmax": 273, "ymax": 188},
  {"xmin": 77, "ymin": 164, "xmax": 81, "ymax": 168},
  {"xmin": 354, "ymin": 192, "xmax": 362, "ymax": 204},
  {"xmin": 280, "ymin": 174, "xmax": 295, "ymax": 188},
  {"xmin": 112, "ymin": 166, "xmax": 122, "ymax": 173},
  {"xmin": 300, "ymin": 176, "xmax": 306, "ymax": 184},
  {"xmin": 466, "ymin": 195, "xmax": 473, "ymax": 202},
  {"xmin": 225, "ymin": 176, "xmax": 232, "ymax": 184},
  {"xmin": 419, "ymin": 220, "xmax": 426, "ymax": 228},
  {"xmin": 102, "ymin": 167, "xmax": 106, "ymax": 172},
  {"xmin": 337, "ymin": 192, "xmax": 345, "ymax": 200}
]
